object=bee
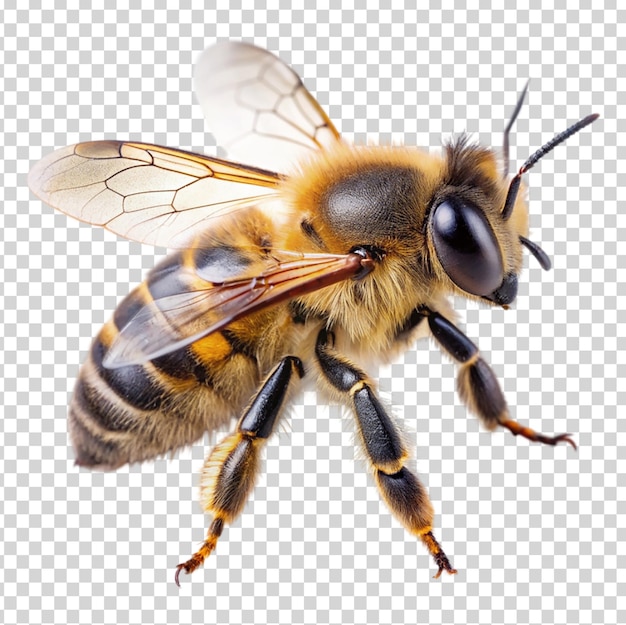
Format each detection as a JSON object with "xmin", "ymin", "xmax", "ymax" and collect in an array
[{"xmin": 28, "ymin": 41, "xmax": 598, "ymax": 585}]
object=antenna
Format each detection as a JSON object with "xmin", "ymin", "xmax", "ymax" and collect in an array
[{"xmin": 501, "ymin": 113, "xmax": 599, "ymax": 221}]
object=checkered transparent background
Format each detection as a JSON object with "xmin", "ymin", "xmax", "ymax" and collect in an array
[{"xmin": 1, "ymin": 2, "xmax": 622, "ymax": 624}]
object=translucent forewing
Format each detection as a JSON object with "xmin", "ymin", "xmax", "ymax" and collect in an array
[
  {"xmin": 28, "ymin": 141, "xmax": 282, "ymax": 248},
  {"xmin": 103, "ymin": 251, "xmax": 365, "ymax": 368},
  {"xmin": 28, "ymin": 44, "xmax": 344, "ymax": 248},
  {"xmin": 194, "ymin": 41, "xmax": 342, "ymax": 172}
]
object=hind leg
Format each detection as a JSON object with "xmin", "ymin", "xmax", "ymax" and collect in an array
[{"xmin": 175, "ymin": 355, "xmax": 304, "ymax": 585}]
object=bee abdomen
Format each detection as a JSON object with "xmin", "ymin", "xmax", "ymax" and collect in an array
[
  {"xmin": 69, "ymin": 318, "xmax": 262, "ymax": 470},
  {"xmin": 68, "ymin": 238, "xmax": 287, "ymax": 470}
]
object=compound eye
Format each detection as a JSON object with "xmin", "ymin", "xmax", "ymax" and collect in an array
[{"xmin": 431, "ymin": 198, "xmax": 503, "ymax": 296}]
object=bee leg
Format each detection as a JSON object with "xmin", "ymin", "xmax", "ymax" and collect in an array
[
  {"xmin": 175, "ymin": 356, "xmax": 304, "ymax": 586},
  {"xmin": 315, "ymin": 329, "xmax": 457, "ymax": 578},
  {"xmin": 424, "ymin": 308, "xmax": 577, "ymax": 449}
]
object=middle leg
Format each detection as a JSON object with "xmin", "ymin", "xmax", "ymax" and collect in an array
[{"xmin": 315, "ymin": 328, "xmax": 456, "ymax": 578}]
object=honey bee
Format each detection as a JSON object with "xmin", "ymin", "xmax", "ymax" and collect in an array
[{"xmin": 28, "ymin": 42, "xmax": 598, "ymax": 585}]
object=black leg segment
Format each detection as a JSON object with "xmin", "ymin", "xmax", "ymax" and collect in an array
[
  {"xmin": 239, "ymin": 356, "xmax": 304, "ymax": 438},
  {"xmin": 315, "ymin": 328, "xmax": 361, "ymax": 391},
  {"xmin": 352, "ymin": 385, "xmax": 406, "ymax": 471},
  {"xmin": 427, "ymin": 311, "xmax": 478, "ymax": 363}
]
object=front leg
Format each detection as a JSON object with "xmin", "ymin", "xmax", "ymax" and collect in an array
[
  {"xmin": 423, "ymin": 307, "xmax": 576, "ymax": 449},
  {"xmin": 315, "ymin": 328, "xmax": 457, "ymax": 578}
]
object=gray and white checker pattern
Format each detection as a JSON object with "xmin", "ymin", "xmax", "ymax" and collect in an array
[{"xmin": 1, "ymin": 3, "xmax": 622, "ymax": 624}]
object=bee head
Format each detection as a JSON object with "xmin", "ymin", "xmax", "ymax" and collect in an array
[{"xmin": 429, "ymin": 87, "xmax": 598, "ymax": 308}]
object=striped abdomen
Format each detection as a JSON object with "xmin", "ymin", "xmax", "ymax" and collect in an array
[{"xmin": 69, "ymin": 244, "xmax": 288, "ymax": 470}]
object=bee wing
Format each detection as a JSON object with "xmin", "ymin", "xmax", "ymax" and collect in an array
[
  {"xmin": 28, "ymin": 140, "xmax": 282, "ymax": 248},
  {"xmin": 194, "ymin": 41, "xmax": 343, "ymax": 172},
  {"xmin": 103, "ymin": 251, "xmax": 365, "ymax": 369}
]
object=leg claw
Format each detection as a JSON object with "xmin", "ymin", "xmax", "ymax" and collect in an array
[
  {"xmin": 174, "ymin": 563, "xmax": 187, "ymax": 587},
  {"xmin": 433, "ymin": 565, "xmax": 458, "ymax": 579},
  {"xmin": 174, "ymin": 555, "xmax": 203, "ymax": 587},
  {"xmin": 552, "ymin": 433, "xmax": 577, "ymax": 450},
  {"xmin": 501, "ymin": 420, "xmax": 578, "ymax": 450}
]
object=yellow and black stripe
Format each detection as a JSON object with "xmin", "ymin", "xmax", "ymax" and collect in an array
[{"xmin": 69, "ymin": 232, "xmax": 286, "ymax": 470}]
